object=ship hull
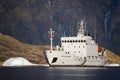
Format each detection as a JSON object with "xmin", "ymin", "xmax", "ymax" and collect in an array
[{"xmin": 44, "ymin": 51, "xmax": 106, "ymax": 67}]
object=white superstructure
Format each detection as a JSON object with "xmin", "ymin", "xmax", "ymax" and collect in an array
[{"xmin": 45, "ymin": 20, "xmax": 107, "ymax": 66}]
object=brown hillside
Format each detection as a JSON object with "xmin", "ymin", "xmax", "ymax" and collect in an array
[
  {"xmin": 0, "ymin": 33, "xmax": 49, "ymax": 65},
  {"xmin": 106, "ymin": 50, "xmax": 120, "ymax": 64},
  {"xmin": 0, "ymin": 33, "xmax": 120, "ymax": 65}
]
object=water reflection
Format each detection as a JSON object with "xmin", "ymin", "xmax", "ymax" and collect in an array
[
  {"xmin": 46, "ymin": 67, "xmax": 120, "ymax": 80},
  {"xmin": 0, "ymin": 66, "xmax": 120, "ymax": 80}
]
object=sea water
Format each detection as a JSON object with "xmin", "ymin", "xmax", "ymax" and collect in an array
[{"xmin": 0, "ymin": 66, "xmax": 120, "ymax": 80}]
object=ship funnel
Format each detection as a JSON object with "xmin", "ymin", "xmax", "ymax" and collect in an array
[{"xmin": 77, "ymin": 20, "xmax": 86, "ymax": 37}]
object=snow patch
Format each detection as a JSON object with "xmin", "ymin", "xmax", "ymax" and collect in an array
[{"xmin": 104, "ymin": 63, "xmax": 120, "ymax": 67}]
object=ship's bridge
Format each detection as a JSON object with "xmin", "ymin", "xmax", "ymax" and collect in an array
[
  {"xmin": 60, "ymin": 35, "xmax": 97, "ymax": 57},
  {"xmin": 59, "ymin": 20, "xmax": 97, "ymax": 57},
  {"xmin": 61, "ymin": 35, "xmax": 95, "ymax": 45}
]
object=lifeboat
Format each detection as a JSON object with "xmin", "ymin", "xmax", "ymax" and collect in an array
[{"xmin": 98, "ymin": 46, "xmax": 102, "ymax": 52}]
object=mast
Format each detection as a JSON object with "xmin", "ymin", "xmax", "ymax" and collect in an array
[{"xmin": 48, "ymin": 28, "xmax": 54, "ymax": 51}]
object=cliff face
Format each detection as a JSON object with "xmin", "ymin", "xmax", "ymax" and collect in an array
[{"xmin": 0, "ymin": 0, "xmax": 120, "ymax": 54}]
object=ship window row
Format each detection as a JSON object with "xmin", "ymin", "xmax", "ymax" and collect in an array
[
  {"xmin": 76, "ymin": 56, "xmax": 98, "ymax": 60},
  {"xmin": 69, "ymin": 46, "xmax": 85, "ymax": 48},
  {"xmin": 87, "ymin": 56, "xmax": 97, "ymax": 59},
  {"xmin": 65, "ymin": 52, "xmax": 69, "ymax": 54},
  {"xmin": 62, "ymin": 40, "xmax": 86, "ymax": 43},
  {"xmin": 74, "ymin": 51, "xmax": 80, "ymax": 53}
]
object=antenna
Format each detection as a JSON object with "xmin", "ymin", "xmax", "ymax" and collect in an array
[
  {"xmin": 94, "ymin": 16, "xmax": 97, "ymax": 43},
  {"xmin": 48, "ymin": 0, "xmax": 53, "ymax": 28},
  {"xmin": 63, "ymin": 31, "xmax": 66, "ymax": 37}
]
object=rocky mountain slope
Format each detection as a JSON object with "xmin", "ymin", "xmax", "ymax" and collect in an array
[
  {"xmin": 0, "ymin": 0, "xmax": 120, "ymax": 54},
  {"xmin": 0, "ymin": 33, "xmax": 120, "ymax": 65},
  {"xmin": 0, "ymin": 33, "xmax": 48, "ymax": 64}
]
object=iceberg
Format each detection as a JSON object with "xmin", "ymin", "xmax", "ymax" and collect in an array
[{"xmin": 2, "ymin": 57, "xmax": 33, "ymax": 66}]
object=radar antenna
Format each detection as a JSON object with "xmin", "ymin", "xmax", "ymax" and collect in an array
[{"xmin": 77, "ymin": 20, "xmax": 86, "ymax": 36}]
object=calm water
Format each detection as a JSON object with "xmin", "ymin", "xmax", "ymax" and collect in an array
[{"xmin": 0, "ymin": 66, "xmax": 120, "ymax": 80}]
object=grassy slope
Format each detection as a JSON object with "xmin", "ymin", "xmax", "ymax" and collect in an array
[
  {"xmin": 106, "ymin": 50, "xmax": 120, "ymax": 64},
  {"xmin": 0, "ymin": 33, "xmax": 49, "ymax": 64},
  {"xmin": 0, "ymin": 33, "xmax": 120, "ymax": 65}
]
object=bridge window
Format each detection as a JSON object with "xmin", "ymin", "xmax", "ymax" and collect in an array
[
  {"xmin": 81, "ymin": 40, "xmax": 83, "ymax": 42},
  {"xmin": 62, "ymin": 40, "xmax": 64, "ymax": 43},
  {"xmin": 75, "ymin": 40, "xmax": 77, "ymax": 42},
  {"xmin": 84, "ymin": 40, "xmax": 86, "ymax": 42}
]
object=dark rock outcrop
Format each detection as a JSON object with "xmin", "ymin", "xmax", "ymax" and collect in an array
[{"xmin": 0, "ymin": 0, "xmax": 120, "ymax": 54}]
